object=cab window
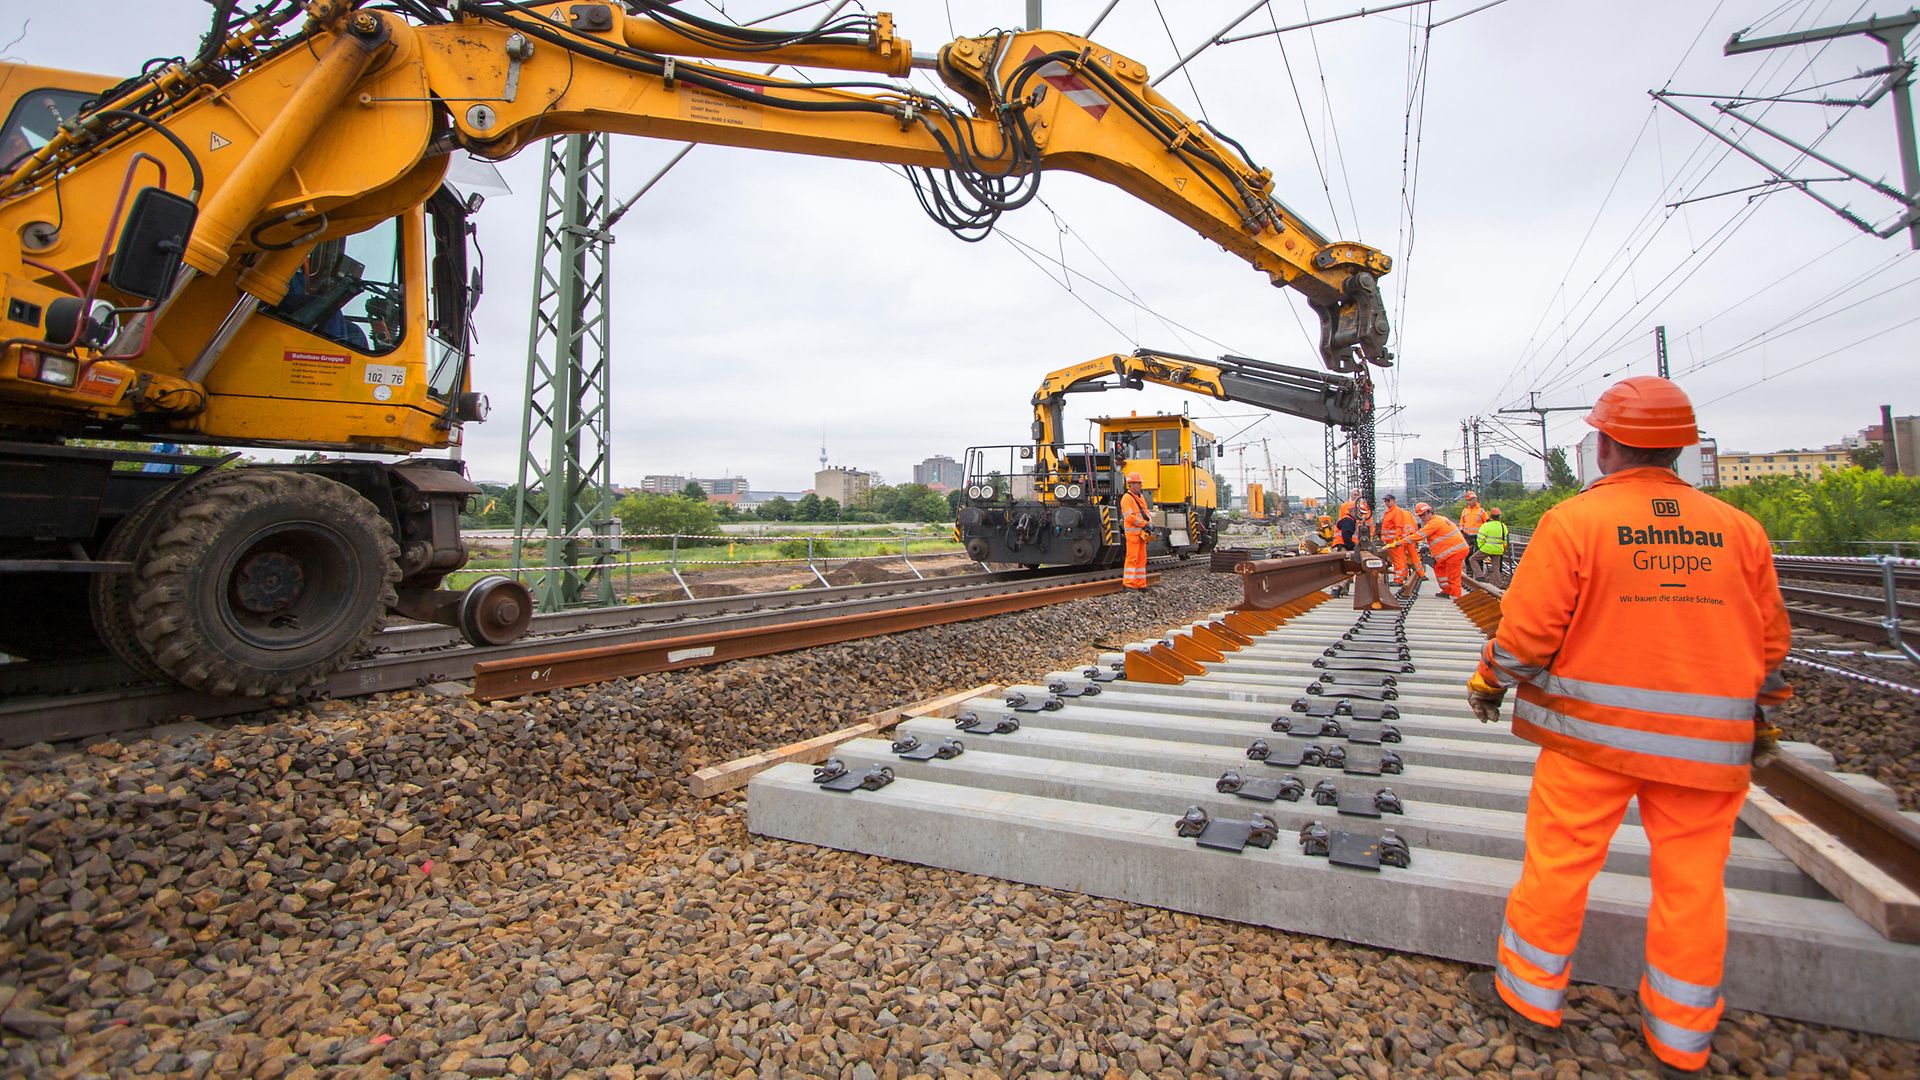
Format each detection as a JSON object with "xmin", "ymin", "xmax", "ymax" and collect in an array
[
  {"xmin": 0, "ymin": 88, "xmax": 94, "ymax": 169},
  {"xmin": 1154, "ymin": 429, "xmax": 1180, "ymax": 464},
  {"xmin": 262, "ymin": 218, "xmax": 405, "ymax": 356},
  {"xmin": 1120, "ymin": 431, "xmax": 1155, "ymax": 458}
]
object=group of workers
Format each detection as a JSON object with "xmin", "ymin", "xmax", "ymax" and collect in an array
[{"xmin": 1308, "ymin": 488, "xmax": 1511, "ymax": 597}]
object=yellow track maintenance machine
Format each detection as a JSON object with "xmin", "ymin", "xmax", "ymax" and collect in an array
[
  {"xmin": 957, "ymin": 349, "xmax": 1363, "ymax": 567},
  {"xmin": 0, "ymin": 2, "xmax": 1391, "ymax": 694}
]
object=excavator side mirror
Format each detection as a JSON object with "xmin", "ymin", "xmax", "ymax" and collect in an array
[{"xmin": 107, "ymin": 188, "xmax": 197, "ymax": 301}]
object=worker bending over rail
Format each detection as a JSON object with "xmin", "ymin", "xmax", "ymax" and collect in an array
[
  {"xmin": 1381, "ymin": 502, "xmax": 1469, "ymax": 596},
  {"xmin": 1462, "ymin": 376, "xmax": 1793, "ymax": 1079},
  {"xmin": 1121, "ymin": 473, "xmax": 1152, "ymax": 591}
]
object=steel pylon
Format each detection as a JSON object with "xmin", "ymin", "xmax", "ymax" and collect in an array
[{"xmin": 512, "ymin": 133, "xmax": 617, "ymax": 610}]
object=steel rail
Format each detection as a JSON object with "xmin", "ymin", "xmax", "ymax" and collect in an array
[
  {"xmin": 0, "ymin": 563, "xmax": 1090, "ymax": 699},
  {"xmin": 1785, "ymin": 604, "xmax": 1892, "ymax": 642},
  {"xmin": 471, "ymin": 573, "xmax": 1154, "ymax": 701},
  {"xmin": 1, "ymin": 563, "xmax": 1199, "ymax": 747},
  {"xmin": 1780, "ymin": 584, "xmax": 1920, "ymax": 621},
  {"xmin": 1752, "ymin": 753, "xmax": 1920, "ymax": 897}
]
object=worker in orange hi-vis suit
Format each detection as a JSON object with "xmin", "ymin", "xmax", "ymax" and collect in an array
[
  {"xmin": 1411, "ymin": 502, "xmax": 1470, "ymax": 596},
  {"xmin": 1458, "ymin": 490, "xmax": 1490, "ymax": 573},
  {"xmin": 1376, "ymin": 493, "xmax": 1418, "ymax": 585},
  {"xmin": 1337, "ymin": 486, "xmax": 1360, "ymax": 523},
  {"xmin": 1120, "ymin": 472, "xmax": 1152, "ymax": 591},
  {"xmin": 1462, "ymin": 376, "xmax": 1792, "ymax": 1079}
]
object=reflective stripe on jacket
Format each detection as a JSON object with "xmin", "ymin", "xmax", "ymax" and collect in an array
[
  {"xmin": 1477, "ymin": 519, "xmax": 1510, "ymax": 554},
  {"xmin": 1460, "ymin": 505, "xmax": 1489, "ymax": 532},
  {"xmin": 1378, "ymin": 506, "xmax": 1416, "ymax": 544},
  {"xmin": 1122, "ymin": 492, "xmax": 1151, "ymax": 535},
  {"xmin": 1475, "ymin": 467, "xmax": 1792, "ymax": 791},
  {"xmin": 1420, "ymin": 514, "xmax": 1469, "ymax": 561}
]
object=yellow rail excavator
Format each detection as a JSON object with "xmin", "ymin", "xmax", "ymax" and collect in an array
[
  {"xmin": 956, "ymin": 349, "xmax": 1364, "ymax": 567},
  {"xmin": 0, "ymin": 2, "xmax": 1391, "ymax": 695}
]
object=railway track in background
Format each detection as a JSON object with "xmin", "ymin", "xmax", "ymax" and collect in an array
[{"xmin": 1, "ymin": 559, "xmax": 1204, "ymax": 748}]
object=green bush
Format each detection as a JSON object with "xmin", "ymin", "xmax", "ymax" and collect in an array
[
  {"xmin": 1714, "ymin": 467, "xmax": 1920, "ymax": 553},
  {"xmin": 775, "ymin": 537, "xmax": 831, "ymax": 559}
]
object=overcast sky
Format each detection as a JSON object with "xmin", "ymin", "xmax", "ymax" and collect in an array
[{"xmin": 17, "ymin": 1, "xmax": 1919, "ymax": 495}]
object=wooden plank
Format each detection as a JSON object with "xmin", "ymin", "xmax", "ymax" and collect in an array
[
  {"xmin": 1740, "ymin": 786, "xmax": 1920, "ymax": 943},
  {"xmin": 690, "ymin": 683, "xmax": 997, "ymax": 798}
]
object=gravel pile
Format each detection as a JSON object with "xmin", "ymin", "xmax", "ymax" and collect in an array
[{"xmin": 3, "ymin": 568, "xmax": 1917, "ymax": 1078}]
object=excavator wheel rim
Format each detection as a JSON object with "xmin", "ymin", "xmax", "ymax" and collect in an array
[{"xmin": 129, "ymin": 470, "xmax": 400, "ymax": 697}]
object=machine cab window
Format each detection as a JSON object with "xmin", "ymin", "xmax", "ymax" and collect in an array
[
  {"xmin": 262, "ymin": 219, "xmax": 405, "ymax": 356},
  {"xmin": 1154, "ymin": 428, "xmax": 1181, "ymax": 464},
  {"xmin": 0, "ymin": 87, "xmax": 94, "ymax": 169}
]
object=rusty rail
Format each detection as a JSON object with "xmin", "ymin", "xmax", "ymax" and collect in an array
[
  {"xmin": 1753, "ymin": 753, "xmax": 1920, "ymax": 898},
  {"xmin": 471, "ymin": 575, "xmax": 1149, "ymax": 701},
  {"xmin": 1232, "ymin": 551, "xmax": 1363, "ymax": 610}
]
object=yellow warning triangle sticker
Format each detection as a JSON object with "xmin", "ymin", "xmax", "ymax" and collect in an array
[
  {"xmin": 208, "ymin": 132, "xmax": 231, "ymax": 152},
  {"xmin": 1101, "ymin": 53, "xmax": 1114, "ymax": 65},
  {"xmin": 1174, "ymin": 178, "xmax": 1187, "ymax": 190}
]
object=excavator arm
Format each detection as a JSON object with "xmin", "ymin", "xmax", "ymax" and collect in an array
[
  {"xmin": 1, "ymin": 0, "xmax": 1394, "ymax": 410},
  {"xmin": 1030, "ymin": 348, "xmax": 1363, "ymax": 475}
]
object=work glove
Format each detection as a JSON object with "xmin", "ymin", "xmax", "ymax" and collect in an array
[
  {"xmin": 1467, "ymin": 672, "xmax": 1507, "ymax": 724},
  {"xmin": 1751, "ymin": 716, "xmax": 1782, "ymax": 767}
]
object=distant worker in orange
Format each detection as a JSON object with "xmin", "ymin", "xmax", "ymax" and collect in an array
[
  {"xmin": 1302, "ymin": 513, "xmax": 1336, "ymax": 554},
  {"xmin": 1377, "ymin": 493, "xmax": 1418, "ymax": 586},
  {"xmin": 1398, "ymin": 501, "xmax": 1469, "ymax": 596},
  {"xmin": 1459, "ymin": 489, "xmax": 1489, "ymax": 567},
  {"xmin": 1121, "ymin": 472, "xmax": 1152, "ymax": 591},
  {"xmin": 1463, "ymin": 376, "xmax": 1791, "ymax": 1078},
  {"xmin": 1337, "ymin": 486, "xmax": 1361, "ymax": 523}
]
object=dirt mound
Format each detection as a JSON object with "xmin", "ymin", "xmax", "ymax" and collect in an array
[{"xmin": 822, "ymin": 558, "xmax": 906, "ymax": 586}]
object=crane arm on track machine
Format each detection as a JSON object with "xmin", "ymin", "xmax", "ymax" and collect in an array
[
  {"xmin": 957, "ymin": 349, "xmax": 1361, "ymax": 567},
  {"xmin": 0, "ymin": 1, "xmax": 1392, "ymax": 695}
]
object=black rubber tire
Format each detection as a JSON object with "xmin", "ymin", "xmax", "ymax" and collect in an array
[
  {"xmin": 129, "ymin": 470, "xmax": 400, "ymax": 697},
  {"xmin": 0, "ymin": 571, "xmax": 103, "ymax": 660},
  {"xmin": 89, "ymin": 492, "xmax": 173, "ymax": 682}
]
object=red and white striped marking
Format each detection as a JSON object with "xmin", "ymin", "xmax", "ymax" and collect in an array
[{"xmin": 1027, "ymin": 47, "xmax": 1110, "ymax": 121}]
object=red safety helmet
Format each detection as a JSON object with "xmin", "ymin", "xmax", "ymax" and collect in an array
[
  {"xmin": 1490, "ymin": 508, "xmax": 1502, "ymax": 517},
  {"xmin": 1125, "ymin": 472, "xmax": 1143, "ymax": 484},
  {"xmin": 1413, "ymin": 502, "xmax": 1433, "ymax": 515},
  {"xmin": 1584, "ymin": 375, "xmax": 1698, "ymax": 448}
]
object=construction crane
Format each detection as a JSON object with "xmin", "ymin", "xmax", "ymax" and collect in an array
[{"xmin": 0, "ymin": 2, "xmax": 1393, "ymax": 694}]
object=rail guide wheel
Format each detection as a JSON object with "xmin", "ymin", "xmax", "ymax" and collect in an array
[{"xmin": 128, "ymin": 470, "xmax": 401, "ymax": 697}]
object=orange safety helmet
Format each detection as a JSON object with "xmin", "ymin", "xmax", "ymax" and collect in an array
[
  {"xmin": 1464, "ymin": 490, "xmax": 1478, "ymax": 499},
  {"xmin": 1125, "ymin": 472, "xmax": 1143, "ymax": 484},
  {"xmin": 1317, "ymin": 514, "xmax": 1333, "ymax": 526},
  {"xmin": 1584, "ymin": 375, "xmax": 1698, "ymax": 448},
  {"xmin": 1490, "ymin": 508, "xmax": 1502, "ymax": 517},
  {"xmin": 1413, "ymin": 502, "xmax": 1433, "ymax": 515}
]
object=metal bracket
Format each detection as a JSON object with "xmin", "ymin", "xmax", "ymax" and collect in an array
[
  {"xmin": 812, "ymin": 758, "xmax": 896, "ymax": 793},
  {"xmin": 1082, "ymin": 663, "xmax": 1123, "ymax": 683},
  {"xmin": 1299, "ymin": 822, "xmax": 1413, "ymax": 869},
  {"xmin": 1175, "ymin": 806, "xmax": 1278, "ymax": 853},
  {"xmin": 1004, "ymin": 690, "xmax": 1064, "ymax": 712},
  {"xmin": 1272, "ymin": 715, "xmax": 1346, "ymax": 739},
  {"xmin": 1216, "ymin": 769, "xmax": 1307, "ymax": 802},
  {"xmin": 1314, "ymin": 656, "xmax": 1416, "ymax": 674},
  {"xmin": 1344, "ymin": 720, "xmax": 1403, "ymax": 745},
  {"xmin": 1312, "ymin": 780, "xmax": 1406, "ymax": 817},
  {"xmin": 890, "ymin": 734, "xmax": 965, "ymax": 761},
  {"xmin": 955, "ymin": 711, "xmax": 1022, "ymax": 735},
  {"xmin": 1341, "ymin": 746, "xmax": 1404, "ymax": 776},
  {"xmin": 1310, "ymin": 672, "xmax": 1398, "ymax": 692},
  {"xmin": 1326, "ymin": 642, "xmax": 1412, "ymax": 661},
  {"xmin": 1305, "ymin": 676, "xmax": 1397, "ymax": 703},
  {"xmin": 1046, "ymin": 676, "xmax": 1103, "ymax": 698},
  {"xmin": 1246, "ymin": 738, "xmax": 1343, "ymax": 769},
  {"xmin": 1292, "ymin": 696, "xmax": 1400, "ymax": 721}
]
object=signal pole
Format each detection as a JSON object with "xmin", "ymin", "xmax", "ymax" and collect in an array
[{"xmin": 1655, "ymin": 324, "xmax": 1669, "ymax": 378}]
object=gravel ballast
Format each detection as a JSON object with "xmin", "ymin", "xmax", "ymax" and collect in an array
[{"xmin": 3, "ymin": 569, "xmax": 1917, "ymax": 1078}]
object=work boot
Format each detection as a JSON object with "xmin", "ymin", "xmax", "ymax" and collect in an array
[
  {"xmin": 1653, "ymin": 1062, "xmax": 1705, "ymax": 1080},
  {"xmin": 1465, "ymin": 972, "xmax": 1562, "ymax": 1042}
]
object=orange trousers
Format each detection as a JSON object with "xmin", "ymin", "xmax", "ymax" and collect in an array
[
  {"xmin": 1434, "ymin": 551, "xmax": 1467, "ymax": 596},
  {"xmin": 1386, "ymin": 542, "xmax": 1416, "ymax": 584},
  {"xmin": 1123, "ymin": 531, "xmax": 1149, "ymax": 589},
  {"xmin": 1495, "ymin": 749, "xmax": 1744, "ymax": 1072}
]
